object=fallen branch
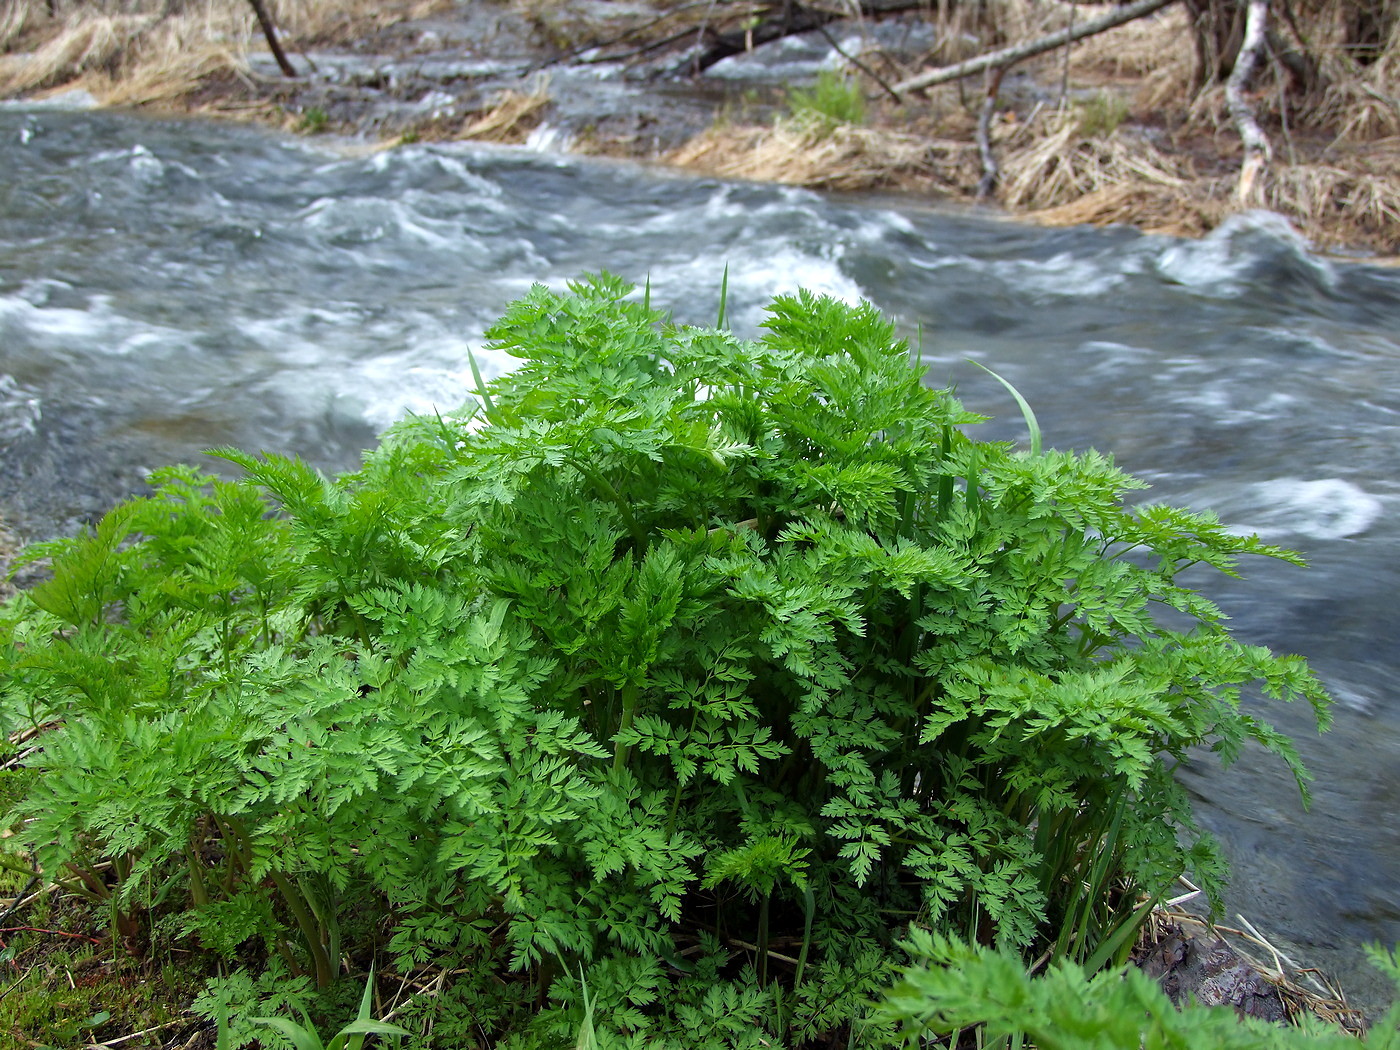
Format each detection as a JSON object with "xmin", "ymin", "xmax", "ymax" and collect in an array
[
  {"xmin": 690, "ymin": 0, "xmax": 933, "ymax": 73},
  {"xmin": 893, "ymin": 0, "xmax": 1179, "ymax": 94},
  {"xmin": 1226, "ymin": 0, "xmax": 1273, "ymax": 202}
]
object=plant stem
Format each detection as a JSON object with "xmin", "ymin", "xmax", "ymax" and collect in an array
[
  {"xmin": 270, "ymin": 870, "xmax": 337, "ymax": 990},
  {"xmin": 612, "ymin": 681, "xmax": 641, "ymax": 777}
]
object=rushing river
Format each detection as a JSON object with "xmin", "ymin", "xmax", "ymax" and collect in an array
[{"xmin": 3, "ymin": 99, "xmax": 1398, "ymax": 1014}]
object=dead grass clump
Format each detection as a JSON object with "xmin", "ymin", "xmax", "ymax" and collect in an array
[
  {"xmin": 999, "ymin": 113, "xmax": 1193, "ymax": 211},
  {"xmin": 1028, "ymin": 183, "xmax": 1220, "ymax": 238},
  {"xmin": 1261, "ymin": 161, "xmax": 1400, "ymax": 249},
  {"xmin": 0, "ymin": 0, "xmax": 32, "ymax": 51},
  {"xmin": 460, "ymin": 81, "xmax": 551, "ymax": 144},
  {"xmin": 1, "ymin": 3, "xmax": 256, "ymax": 103},
  {"xmin": 1312, "ymin": 18, "xmax": 1400, "ymax": 142},
  {"xmin": 283, "ymin": 0, "xmax": 451, "ymax": 50},
  {"xmin": 668, "ymin": 120, "xmax": 977, "ymax": 193},
  {"xmin": 1071, "ymin": 3, "xmax": 1193, "ymax": 80},
  {"xmin": 4, "ymin": 12, "xmax": 148, "ymax": 94},
  {"xmin": 1, "ymin": 0, "xmax": 444, "ymax": 106}
]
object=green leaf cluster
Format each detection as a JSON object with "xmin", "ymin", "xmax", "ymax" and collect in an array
[
  {"xmin": 0, "ymin": 274, "xmax": 1331, "ymax": 1046},
  {"xmin": 879, "ymin": 929, "xmax": 1400, "ymax": 1050}
]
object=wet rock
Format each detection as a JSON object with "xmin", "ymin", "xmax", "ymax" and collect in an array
[{"xmin": 1139, "ymin": 924, "xmax": 1288, "ymax": 1023}]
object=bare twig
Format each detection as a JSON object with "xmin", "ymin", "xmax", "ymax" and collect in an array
[
  {"xmin": 380, "ymin": 967, "xmax": 448, "ymax": 1024},
  {"xmin": 813, "ymin": 22, "xmax": 902, "ymax": 102},
  {"xmin": 894, "ymin": 0, "xmax": 1178, "ymax": 94},
  {"xmin": 0, "ymin": 876, "xmax": 40, "ymax": 929},
  {"xmin": 84, "ymin": 1018, "xmax": 185, "ymax": 1048},
  {"xmin": 1, "ymin": 925, "xmax": 103, "ymax": 944}
]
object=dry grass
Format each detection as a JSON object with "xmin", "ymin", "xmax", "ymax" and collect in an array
[
  {"xmin": 460, "ymin": 80, "xmax": 551, "ymax": 144},
  {"xmin": 1028, "ymin": 184, "xmax": 1218, "ymax": 238},
  {"xmin": 669, "ymin": 119, "xmax": 978, "ymax": 193},
  {"xmin": 1260, "ymin": 159, "xmax": 1400, "ymax": 247},
  {"xmin": 1312, "ymin": 17, "xmax": 1400, "ymax": 142},
  {"xmin": 0, "ymin": 0, "xmax": 443, "ymax": 107},
  {"xmin": 999, "ymin": 112, "xmax": 1193, "ymax": 210},
  {"xmin": 0, "ymin": 0, "xmax": 32, "ymax": 51},
  {"xmin": 1070, "ymin": 2, "xmax": 1194, "ymax": 81}
]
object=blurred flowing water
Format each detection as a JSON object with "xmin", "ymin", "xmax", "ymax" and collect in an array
[{"xmin": 3, "ymin": 100, "xmax": 1399, "ymax": 1013}]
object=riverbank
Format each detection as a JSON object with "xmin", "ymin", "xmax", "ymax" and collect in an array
[{"xmin": 2, "ymin": 0, "xmax": 1398, "ymax": 255}]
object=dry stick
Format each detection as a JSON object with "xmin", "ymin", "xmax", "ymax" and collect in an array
[
  {"xmin": 894, "ymin": 0, "xmax": 1178, "ymax": 94},
  {"xmin": 812, "ymin": 22, "xmax": 903, "ymax": 102},
  {"xmin": 0, "ymin": 876, "xmax": 39, "ymax": 929},
  {"xmin": 975, "ymin": 64, "xmax": 1008, "ymax": 198},
  {"xmin": 692, "ymin": 0, "xmax": 722, "ymax": 74},
  {"xmin": 245, "ymin": 0, "xmax": 297, "ymax": 78},
  {"xmin": 1226, "ymin": 0, "xmax": 1273, "ymax": 203},
  {"xmin": 530, "ymin": 0, "xmax": 727, "ymax": 71},
  {"xmin": 84, "ymin": 1018, "xmax": 186, "ymax": 1048},
  {"xmin": 576, "ymin": 24, "xmax": 711, "ymax": 67}
]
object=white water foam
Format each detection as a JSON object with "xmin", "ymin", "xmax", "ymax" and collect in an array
[
  {"xmin": 1227, "ymin": 477, "xmax": 1384, "ymax": 540},
  {"xmin": 332, "ymin": 345, "xmax": 486, "ymax": 433},
  {"xmin": 0, "ymin": 374, "xmax": 41, "ymax": 443},
  {"xmin": 983, "ymin": 252, "xmax": 1127, "ymax": 299},
  {"xmin": 647, "ymin": 246, "xmax": 866, "ymax": 331},
  {"xmin": 1155, "ymin": 211, "xmax": 1336, "ymax": 296},
  {"xmin": 0, "ymin": 290, "xmax": 186, "ymax": 355},
  {"xmin": 524, "ymin": 123, "xmax": 573, "ymax": 153},
  {"xmin": 0, "ymin": 88, "xmax": 98, "ymax": 110}
]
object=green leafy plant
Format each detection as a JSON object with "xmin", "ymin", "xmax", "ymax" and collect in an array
[
  {"xmin": 787, "ymin": 69, "xmax": 866, "ymax": 128},
  {"xmin": 299, "ymin": 106, "xmax": 330, "ymax": 134},
  {"xmin": 879, "ymin": 929, "xmax": 1400, "ymax": 1050},
  {"xmin": 1074, "ymin": 91, "xmax": 1130, "ymax": 139},
  {"xmin": 252, "ymin": 966, "xmax": 409, "ymax": 1050},
  {"xmin": 0, "ymin": 275, "xmax": 1329, "ymax": 1046}
]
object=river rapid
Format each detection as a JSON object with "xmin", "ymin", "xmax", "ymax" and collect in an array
[{"xmin": 3, "ymin": 98, "xmax": 1399, "ymax": 1014}]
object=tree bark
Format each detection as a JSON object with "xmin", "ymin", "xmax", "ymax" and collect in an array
[
  {"xmin": 974, "ymin": 65, "xmax": 1007, "ymax": 198},
  {"xmin": 1185, "ymin": 0, "xmax": 1248, "ymax": 85},
  {"xmin": 892, "ymin": 0, "xmax": 1178, "ymax": 94},
  {"xmin": 1226, "ymin": 0, "xmax": 1272, "ymax": 201},
  {"xmin": 246, "ymin": 0, "xmax": 298, "ymax": 78}
]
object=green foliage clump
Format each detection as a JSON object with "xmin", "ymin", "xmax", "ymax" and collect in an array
[
  {"xmin": 788, "ymin": 69, "xmax": 866, "ymax": 128},
  {"xmin": 0, "ymin": 275, "xmax": 1330, "ymax": 1046},
  {"xmin": 880, "ymin": 930, "xmax": 1400, "ymax": 1050},
  {"xmin": 1074, "ymin": 91, "xmax": 1130, "ymax": 139}
]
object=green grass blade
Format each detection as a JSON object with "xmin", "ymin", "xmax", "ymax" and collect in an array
[
  {"xmin": 716, "ymin": 262, "xmax": 730, "ymax": 329},
  {"xmin": 795, "ymin": 883, "xmax": 816, "ymax": 987},
  {"xmin": 252, "ymin": 1017, "xmax": 326, "ymax": 1050},
  {"xmin": 331, "ymin": 1020, "xmax": 413, "ymax": 1050},
  {"xmin": 1082, "ymin": 892, "xmax": 1158, "ymax": 974},
  {"xmin": 466, "ymin": 346, "xmax": 496, "ymax": 422},
  {"xmin": 575, "ymin": 966, "xmax": 598, "ymax": 1050},
  {"xmin": 971, "ymin": 361, "xmax": 1042, "ymax": 456}
]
